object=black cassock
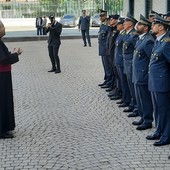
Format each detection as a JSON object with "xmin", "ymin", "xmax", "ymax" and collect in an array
[{"xmin": 0, "ymin": 39, "xmax": 19, "ymax": 135}]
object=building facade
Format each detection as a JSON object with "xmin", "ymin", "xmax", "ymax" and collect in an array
[{"xmin": 123, "ymin": 0, "xmax": 169, "ymax": 19}]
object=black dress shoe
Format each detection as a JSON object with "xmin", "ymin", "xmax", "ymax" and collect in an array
[
  {"xmin": 98, "ymin": 82, "xmax": 106, "ymax": 86},
  {"xmin": 123, "ymin": 108, "xmax": 133, "ymax": 112},
  {"xmin": 48, "ymin": 68, "xmax": 56, "ymax": 72},
  {"xmin": 0, "ymin": 133, "xmax": 14, "ymax": 139},
  {"xmin": 119, "ymin": 103, "xmax": 129, "ymax": 107},
  {"xmin": 132, "ymin": 119, "xmax": 143, "ymax": 126},
  {"xmin": 153, "ymin": 140, "xmax": 170, "ymax": 146},
  {"xmin": 84, "ymin": 44, "xmax": 87, "ymax": 47},
  {"xmin": 89, "ymin": 44, "xmax": 92, "ymax": 47},
  {"xmin": 55, "ymin": 70, "xmax": 61, "ymax": 74},
  {"xmin": 116, "ymin": 100, "xmax": 123, "ymax": 104},
  {"xmin": 136, "ymin": 124, "xmax": 152, "ymax": 130},
  {"xmin": 146, "ymin": 134, "xmax": 161, "ymax": 140},
  {"xmin": 106, "ymin": 88, "xmax": 113, "ymax": 92},
  {"xmin": 110, "ymin": 95, "xmax": 121, "ymax": 100},
  {"xmin": 101, "ymin": 84, "xmax": 111, "ymax": 89},
  {"xmin": 128, "ymin": 112, "xmax": 139, "ymax": 117},
  {"xmin": 108, "ymin": 92, "xmax": 114, "ymax": 97}
]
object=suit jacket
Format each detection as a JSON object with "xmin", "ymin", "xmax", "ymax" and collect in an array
[
  {"xmin": 106, "ymin": 26, "xmax": 119, "ymax": 56},
  {"xmin": 132, "ymin": 33, "xmax": 154, "ymax": 85},
  {"xmin": 78, "ymin": 16, "xmax": 90, "ymax": 30},
  {"xmin": 148, "ymin": 33, "xmax": 170, "ymax": 92},
  {"xmin": 123, "ymin": 28, "xmax": 138, "ymax": 74},
  {"xmin": 46, "ymin": 21, "xmax": 62, "ymax": 45}
]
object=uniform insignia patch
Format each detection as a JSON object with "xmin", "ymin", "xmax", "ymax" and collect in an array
[{"xmin": 162, "ymin": 37, "xmax": 170, "ymax": 42}]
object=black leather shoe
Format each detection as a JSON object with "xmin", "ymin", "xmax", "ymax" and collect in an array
[
  {"xmin": 55, "ymin": 70, "xmax": 61, "ymax": 74},
  {"xmin": 110, "ymin": 95, "xmax": 121, "ymax": 100},
  {"xmin": 98, "ymin": 82, "xmax": 106, "ymax": 86},
  {"xmin": 116, "ymin": 100, "xmax": 123, "ymax": 104},
  {"xmin": 128, "ymin": 112, "xmax": 139, "ymax": 117},
  {"xmin": 89, "ymin": 44, "xmax": 92, "ymax": 47},
  {"xmin": 136, "ymin": 124, "xmax": 152, "ymax": 130},
  {"xmin": 0, "ymin": 133, "xmax": 14, "ymax": 139},
  {"xmin": 146, "ymin": 134, "xmax": 161, "ymax": 140},
  {"xmin": 132, "ymin": 119, "xmax": 143, "ymax": 126},
  {"xmin": 101, "ymin": 84, "xmax": 111, "ymax": 89},
  {"xmin": 153, "ymin": 140, "xmax": 170, "ymax": 146},
  {"xmin": 84, "ymin": 44, "xmax": 87, "ymax": 47},
  {"xmin": 123, "ymin": 108, "xmax": 133, "ymax": 112},
  {"xmin": 119, "ymin": 103, "xmax": 129, "ymax": 107},
  {"xmin": 108, "ymin": 92, "xmax": 114, "ymax": 97},
  {"xmin": 48, "ymin": 68, "xmax": 56, "ymax": 72},
  {"xmin": 106, "ymin": 88, "xmax": 113, "ymax": 92}
]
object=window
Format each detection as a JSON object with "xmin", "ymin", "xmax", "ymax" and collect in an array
[
  {"xmin": 145, "ymin": 0, "xmax": 152, "ymax": 17},
  {"xmin": 129, "ymin": 0, "xmax": 134, "ymax": 16}
]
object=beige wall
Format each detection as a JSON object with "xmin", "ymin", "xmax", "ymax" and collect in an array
[
  {"xmin": 152, "ymin": 0, "xmax": 167, "ymax": 14},
  {"xmin": 134, "ymin": 0, "xmax": 145, "ymax": 20}
]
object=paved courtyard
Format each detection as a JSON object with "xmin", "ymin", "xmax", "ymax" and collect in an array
[{"xmin": 1, "ymin": 38, "xmax": 170, "ymax": 170}]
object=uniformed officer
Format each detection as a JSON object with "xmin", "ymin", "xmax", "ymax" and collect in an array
[
  {"xmin": 132, "ymin": 14, "xmax": 154, "ymax": 130},
  {"xmin": 148, "ymin": 10, "xmax": 157, "ymax": 22},
  {"xmin": 163, "ymin": 11, "xmax": 170, "ymax": 35},
  {"xmin": 98, "ymin": 10, "xmax": 112, "ymax": 88},
  {"xmin": 122, "ymin": 12, "xmax": 139, "ymax": 117},
  {"xmin": 146, "ymin": 14, "xmax": 170, "ymax": 146},
  {"xmin": 106, "ymin": 14, "xmax": 122, "ymax": 100},
  {"xmin": 164, "ymin": 11, "xmax": 170, "ymax": 20},
  {"xmin": 114, "ymin": 17, "xmax": 131, "ymax": 107}
]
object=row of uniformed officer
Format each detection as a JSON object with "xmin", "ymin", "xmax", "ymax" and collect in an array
[{"xmin": 98, "ymin": 10, "xmax": 170, "ymax": 146}]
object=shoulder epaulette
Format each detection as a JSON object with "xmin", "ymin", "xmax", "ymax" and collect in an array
[
  {"xmin": 162, "ymin": 37, "xmax": 170, "ymax": 42},
  {"xmin": 131, "ymin": 31, "xmax": 138, "ymax": 35}
]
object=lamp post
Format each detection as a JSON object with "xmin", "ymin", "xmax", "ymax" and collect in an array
[{"xmin": 102, "ymin": 0, "xmax": 105, "ymax": 10}]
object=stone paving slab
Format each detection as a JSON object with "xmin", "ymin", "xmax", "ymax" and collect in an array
[{"xmin": 0, "ymin": 39, "xmax": 170, "ymax": 170}]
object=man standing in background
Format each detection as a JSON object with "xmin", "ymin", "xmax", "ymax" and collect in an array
[
  {"xmin": 35, "ymin": 16, "xmax": 42, "ymax": 35},
  {"xmin": 78, "ymin": 10, "xmax": 91, "ymax": 47},
  {"xmin": 42, "ymin": 16, "xmax": 47, "ymax": 35}
]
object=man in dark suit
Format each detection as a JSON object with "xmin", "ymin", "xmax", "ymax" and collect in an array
[
  {"xmin": 46, "ymin": 15, "xmax": 62, "ymax": 74},
  {"xmin": 146, "ymin": 14, "xmax": 170, "ymax": 146},
  {"xmin": 132, "ymin": 14, "xmax": 154, "ymax": 130},
  {"xmin": 78, "ymin": 10, "xmax": 91, "ymax": 47}
]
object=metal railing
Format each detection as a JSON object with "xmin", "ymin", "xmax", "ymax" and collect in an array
[{"xmin": 0, "ymin": 0, "xmax": 123, "ymax": 18}]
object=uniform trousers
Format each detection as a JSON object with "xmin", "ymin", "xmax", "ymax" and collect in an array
[
  {"xmin": 125, "ymin": 71, "xmax": 137, "ymax": 111},
  {"xmin": 151, "ymin": 91, "xmax": 170, "ymax": 142},
  {"xmin": 116, "ymin": 65, "xmax": 131, "ymax": 104},
  {"xmin": 101, "ymin": 55, "xmax": 113, "ymax": 85},
  {"xmin": 134, "ymin": 84, "xmax": 153, "ymax": 124}
]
